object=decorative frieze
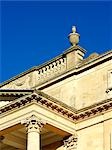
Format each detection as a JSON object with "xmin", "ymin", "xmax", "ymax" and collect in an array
[
  {"xmin": 64, "ymin": 134, "xmax": 78, "ymax": 150},
  {"xmin": 0, "ymin": 73, "xmax": 34, "ymax": 89},
  {"xmin": 0, "ymin": 91, "xmax": 112, "ymax": 123}
]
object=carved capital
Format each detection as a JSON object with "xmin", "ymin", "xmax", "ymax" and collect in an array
[
  {"xmin": 64, "ymin": 134, "xmax": 78, "ymax": 150},
  {"xmin": 21, "ymin": 115, "xmax": 46, "ymax": 133}
]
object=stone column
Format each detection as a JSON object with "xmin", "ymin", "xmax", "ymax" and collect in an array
[
  {"xmin": 64, "ymin": 134, "xmax": 78, "ymax": 150},
  {"xmin": 21, "ymin": 115, "xmax": 46, "ymax": 150}
]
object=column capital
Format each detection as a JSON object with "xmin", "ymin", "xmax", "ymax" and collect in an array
[
  {"xmin": 21, "ymin": 115, "xmax": 46, "ymax": 133},
  {"xmin": 64, "ymin": 133, "xmax": 78, "ymax": 150}
]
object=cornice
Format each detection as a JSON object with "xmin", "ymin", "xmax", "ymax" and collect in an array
[
  {"xmin": 0, "ymin": 89, "xmax": 33, "ymax": 96},
  {"xmin": 63, "ymin": 45, "xmax": 86, "ymax": 55},
  {"xmin": 78, "ymin": 50, "xmax": 112, "ymax": 69},
  {"xmin": 0, "ymin": 91, "xmax": 112, "ymax": 123},
  {"xmin": 0, "ymin": 89, "xmax": 33, "ymax": 101}
]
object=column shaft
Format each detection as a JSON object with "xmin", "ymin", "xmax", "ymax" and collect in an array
[{"xmin": 27, "ymin": 131, "xmax": 40, "ymax": 150}]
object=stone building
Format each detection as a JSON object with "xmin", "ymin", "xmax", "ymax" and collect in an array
[{"xmin": 0, "ymin": 27, "xmax": 112, "ymax": 150}]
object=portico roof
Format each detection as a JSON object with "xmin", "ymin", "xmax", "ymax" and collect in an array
[{"xmin": 0, "ymin": 89, "xmax": 112, "ymax": 123}]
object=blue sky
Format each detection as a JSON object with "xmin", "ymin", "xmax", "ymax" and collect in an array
[{"xmin": 1, "ymin": 1, "xmax": 112, "ymax": 83}]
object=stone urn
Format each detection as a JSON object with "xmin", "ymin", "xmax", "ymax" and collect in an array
[{"xmin": 68, "ymin": 26, "xmax": 80, "ymax": 46}]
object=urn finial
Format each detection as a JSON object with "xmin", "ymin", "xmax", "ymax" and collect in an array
[{"xmin": 68, "ymin": 26, "xmax": 80, "ymax": 46}]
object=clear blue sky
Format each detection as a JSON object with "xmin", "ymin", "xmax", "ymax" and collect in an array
[{"xmin": 1, "ymin": 1, "xmax": 112, "ymax": 83}]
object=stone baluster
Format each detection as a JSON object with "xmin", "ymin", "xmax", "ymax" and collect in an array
[
  {"xmin": 39, "ymin": 69, "xmax": 44, "ymax": 81},
  {"xmin": 52, "ymin": 62, "xmax": 57, "ymax": 73},
  {"xmin": 49, "ymin": 64, "xmax": 54, "ymax": 76},
  {"xmin": 56, "ymin": 60, "xmax": 61, "ymax": 70},
  {"xmin": 59, "ymin": 58, "xmax": 64, "ymax": 71},
  {"xmin": 45, "ymin": 65, "xmax": 50, "ymax": 76},
  {"xmin": 43, "ymin": 67, "xmax": 47, "ymax": 78}
]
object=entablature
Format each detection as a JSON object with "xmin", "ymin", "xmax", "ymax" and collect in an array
[{"xmin": 0, "ymin": 90, "xmax": 112, "ymax": 125}]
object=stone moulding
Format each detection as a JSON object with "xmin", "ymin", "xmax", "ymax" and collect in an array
[
  {"xmin": 0, "ymin": 92, "xmax": 112, "ymax": 123},
  {"xmin": 0, "ymin": 89, "xmax": 34, "ymax": 101}
]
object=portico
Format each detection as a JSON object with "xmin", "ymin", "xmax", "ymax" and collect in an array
[{"xmin": 0, "ymin": 90, "xmax": 77, "ymax": 150}]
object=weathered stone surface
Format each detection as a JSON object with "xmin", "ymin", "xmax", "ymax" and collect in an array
[{"xmin": 43, "ymin": 60, "xmax": 112, "ymax": 109}]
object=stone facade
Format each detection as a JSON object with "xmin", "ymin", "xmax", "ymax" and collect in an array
[
  {"xmin": 0, "ymin": 27, "xmax": 112, "ymax": 150},
  {"xmin": 43, "ymin": 59, "xmax": 112, "ymax": 109}
]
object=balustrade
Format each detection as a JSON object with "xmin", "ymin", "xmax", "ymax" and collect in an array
[{"xmin": 36, "ymin": 57, "xmax": 66, "ymax": 85}]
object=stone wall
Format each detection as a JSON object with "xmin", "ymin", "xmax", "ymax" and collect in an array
[
  {"xmin": 43, "ymin": 60, "xmax": 112, "ymax": 109},
  {"xmin": 77, "ymin": 123, "xmax": 104, "ymax": 150}
]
